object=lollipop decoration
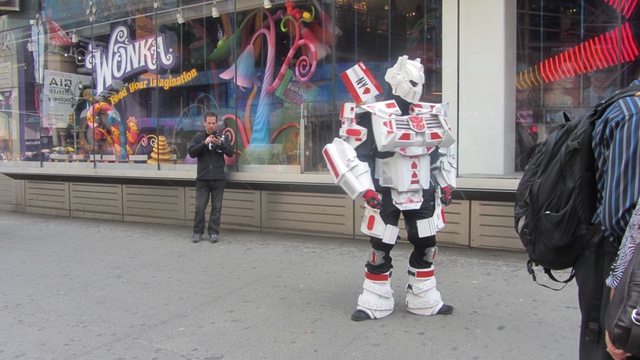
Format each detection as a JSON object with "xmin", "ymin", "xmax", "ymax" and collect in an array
[{"xmin": 218, "ymin": 5, "xmax": 318, "ymax": 149}]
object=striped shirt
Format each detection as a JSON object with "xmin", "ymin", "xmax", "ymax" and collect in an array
[{"xmin": 591, "ymin": 80, "xmax": 640, "ymax": 288}]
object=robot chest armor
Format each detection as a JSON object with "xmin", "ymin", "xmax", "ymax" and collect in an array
[
  {"xmin": 370, "ymin": 114, "xmax": 439, "ymax": 193},
  {"xmin": 371, "ymin": 113, "xmax": 446, "ymax": 154}
]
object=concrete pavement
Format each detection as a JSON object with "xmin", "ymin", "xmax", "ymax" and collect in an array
[{"xmin": 0, "ymin": 210, "xmax": 580, "ymax": 359}]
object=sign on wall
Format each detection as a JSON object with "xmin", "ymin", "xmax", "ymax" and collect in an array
[
  {"xmin": 0, "ymin": 29, "xmax": 16, "ymax": 89},
  {"xmin": 275, "ymin": 69, "xmax": 318, "ymax": 106},
  {"xmin": 85, "ymin": 25, "xmax": 177, "ymax": 95},
  {"xmin": 43, "ymin": 70, "xmax": 91, "ymax": 128}
]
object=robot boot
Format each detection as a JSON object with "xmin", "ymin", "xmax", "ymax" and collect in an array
[
  {"xmin": 405, "ymin": 266, "xmax": 453, "ymax": 316},
  {"xmin": 351, "ymin": 271, "xmax": 394, "ymax": 321}
]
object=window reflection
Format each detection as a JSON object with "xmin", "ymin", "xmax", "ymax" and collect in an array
[{"xmin": 516, "ymin": 0, "xmax": 640, "ymax": 171}]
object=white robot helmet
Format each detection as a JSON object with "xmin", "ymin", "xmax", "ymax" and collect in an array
[{"xmin": 384, "ymin": 56, "xmax": 425, "ymax": 103}]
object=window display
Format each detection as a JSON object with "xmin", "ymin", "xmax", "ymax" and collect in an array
[{"xmin": 0, "ymin": 0, "xmax": 443, "ymax": 176}]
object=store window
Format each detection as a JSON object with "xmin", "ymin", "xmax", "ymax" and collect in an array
[
  {"xmin": 516, "ymin": 0, "xmax": 640, "ymax": 171},
  {"xmin": 0, "ymin": 0, "xmax": 443, "ymax": 176},
  {"xmin": 334, "ymin": 0, "xmax": 442, "ymax": 102},
  {"xmin": 0, "ymin": 24, "xmax": 26, "ymax": 163}
]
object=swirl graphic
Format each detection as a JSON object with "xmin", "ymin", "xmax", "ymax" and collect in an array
[{"xmin": 212, "ymin": 5, "xmax": 319, "ymax": 151}]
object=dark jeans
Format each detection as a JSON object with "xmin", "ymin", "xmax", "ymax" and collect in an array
[
  {"xmin": 193, "ymin": 179, "xmax": 225, "ymax": 236},
  {"xmin": 575, "ymin": 235, "xmax": 614, "ymax": 360}
]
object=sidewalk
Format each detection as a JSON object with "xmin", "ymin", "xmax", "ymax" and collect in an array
[{"xmin": 0, "ymin": 210, "xmax": 579, "ymax": 359}]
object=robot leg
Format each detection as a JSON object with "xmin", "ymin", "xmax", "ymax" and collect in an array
[
  {"xmin": 352, "ymin": 270, "xmax": 394, "ymax": 321},
  {"xmin": 352, "ymin": 241, "xmax": 396, "ymax": 321},
  {"xmin": 405, "ymin": 246, "xmax": 453, "ymax": 316}
]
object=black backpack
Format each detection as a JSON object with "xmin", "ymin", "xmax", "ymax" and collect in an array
[{"xmin": 514, "ymin": 84, "xmax": 640, "ymax": 289}]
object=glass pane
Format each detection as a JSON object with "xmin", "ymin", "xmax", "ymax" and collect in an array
[
  {"xmin": 516, "ymin": 0, "xmax": 640, "ymax": 171},
  {"xmin": 207, "ymin": 1, "xmax": 343, "ymax": 171},
  {"xmin": 39, "ymin": 2, "xmax": 193, "ymax": 168},
  {"xmin": 0, "ymin": 24, "xmax": 30, "ymax": 162},
  {"xmin": 0, "ymin": 0, "xmax": 443, "ymax": 174},
  {"xmin": 334, "ymin": 0, "xmax": 442, "ymax": 102}
]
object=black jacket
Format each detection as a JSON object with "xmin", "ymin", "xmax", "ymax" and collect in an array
[{"xmin": 188, "ymin": 132, "xmax": 234, "ymax": 180}]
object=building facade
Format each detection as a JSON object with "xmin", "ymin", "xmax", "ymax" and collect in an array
[{"xmin": 0, "ymin": 0, "xmax": 638, "ymax": 249}]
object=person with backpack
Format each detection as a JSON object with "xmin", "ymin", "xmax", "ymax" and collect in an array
[{"xmin": 576, "ymin": 79, "xmax": 640, "ymax": 359}]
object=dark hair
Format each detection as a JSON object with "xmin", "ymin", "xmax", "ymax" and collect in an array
[{"xmin": 203, "ymin": 112, "xmax": 217, "ymax": 121}]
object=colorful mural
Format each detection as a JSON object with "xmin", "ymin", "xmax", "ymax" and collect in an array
[
  {"xmin": 212, "ymin": 4, "xmax": 322, "ymax": 150},
  {"xmin": 34, "ymin": 1, "xmax": 343, "ymax": 167}
]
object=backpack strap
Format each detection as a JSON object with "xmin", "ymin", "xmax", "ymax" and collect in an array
[
  {"xmin": 544, "ymin": 267, "xmax": 575, "ymax": 286},
  {"xmin": 585, "ymin": 231, "xmax": 606, "ymax": 344},
  {"xmin": 526, "ymin": 260, "xmax": 574, "ymax": 291}
]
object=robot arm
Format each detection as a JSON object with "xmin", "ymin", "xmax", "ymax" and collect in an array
[
  {"xmin": 323, "ymin": 137, "xmax": 375, "ymax": 200},
  {"xmin": 338, "ymin": 102, "xmax": 368, "ymax": 148},
  {"xmin": 404, "ymin": 146, "xmax": 456, "ymax": 236},
  {"xmin": 431, "ymin": 146, "xmax": 457, "ymax": 189}
]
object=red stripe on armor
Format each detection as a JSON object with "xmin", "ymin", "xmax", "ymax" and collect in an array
[
  {"xmin": 415, "ymin": 269, "xmax": 435, "ymax": 278},
  {"xmin": 340, "ymin": 104, "xmax": 354, "ymax": 119},
  {"xmin": 340, "ymin": 72, "xmax": 362, "ymax": 103},
  {"xmin": 365, "ymin": 272, "xmax": 389, "ymax": 281},
  {"xmin": 345, "ymin": 128, "xmax": 362, "ymax": 137},
  {"xmin": 384, "ymin": 120, "xmax": 394, "ymax": 134},
  {"xmin": 367, "ymin": 214, "xmax": 376, "ymax": 230},
  {"xmin": 398, "ymin": 132, "xmax": 411, "ymax": 141},
  {"xmin": 322, "ymin": 148, "xmax": 340, "ymax": 180}
]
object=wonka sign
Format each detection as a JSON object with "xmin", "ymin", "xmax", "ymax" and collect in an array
[{"xmin": 85, "ymin": 25, "xmax": 176, "ymax": 95}]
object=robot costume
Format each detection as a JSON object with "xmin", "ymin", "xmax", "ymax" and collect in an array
[{"xmin": 323, "ymin": 56, "xmax": 457, "ymax": 321}]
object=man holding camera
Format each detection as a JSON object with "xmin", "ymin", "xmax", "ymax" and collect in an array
[{"xmin": 188, "ymin": 112, "xmax": 234, "ymax": 243}]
